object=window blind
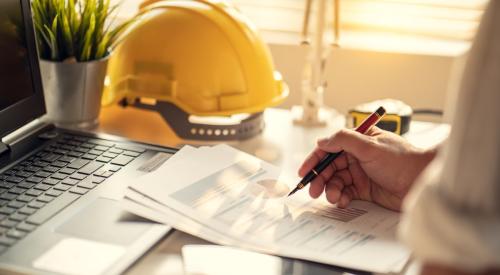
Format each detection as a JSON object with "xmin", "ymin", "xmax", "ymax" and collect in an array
[{"xmin": 229, "ymin": 0, "xmax": 489, "ymax": 56}]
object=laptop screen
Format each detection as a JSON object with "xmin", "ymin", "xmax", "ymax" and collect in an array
[
  {"xmin": 0, "ymin": 0, "xmax": 36, "ymax": 111},
  {"xmin": 0, "ymin": 0, "xmax": 46, "ymax": 139}
]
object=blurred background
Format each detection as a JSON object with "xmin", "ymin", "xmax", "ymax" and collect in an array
[{"xmin": 111, "ymin": 0, "xmax": 488, "ymax": 123}]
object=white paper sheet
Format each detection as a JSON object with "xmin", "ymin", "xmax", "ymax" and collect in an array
[{"xmin": 124, "ymin": 145, "xmax": 410, "ymax": 273}]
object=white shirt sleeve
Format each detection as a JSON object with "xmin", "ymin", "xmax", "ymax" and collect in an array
[{"xmin": 398, "ymin": 1, "xmax": 500, "ymax": 272}]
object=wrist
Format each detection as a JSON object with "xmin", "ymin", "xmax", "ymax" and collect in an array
[{"xmin": 397, "ymin": 146, "xmax": 438, "ymax": 196}]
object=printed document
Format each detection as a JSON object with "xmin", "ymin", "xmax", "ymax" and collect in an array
[{"xmin": 123, "ymin": 145, "xmax": 410, "ymax": 273}]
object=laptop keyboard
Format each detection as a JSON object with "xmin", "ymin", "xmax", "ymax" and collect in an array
[{"xmin": 0, "ymin": 134, "xmax": 145, "ymax": 253}]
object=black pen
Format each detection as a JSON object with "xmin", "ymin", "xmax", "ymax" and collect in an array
[{"xmin": 288, "ymin": 106, "xmax": 386, "ymax": 197}]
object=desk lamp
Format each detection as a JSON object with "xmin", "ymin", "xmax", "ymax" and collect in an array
[{"xmin": 293, "ymin": 0, "xmax": 341, "ymax": 127}]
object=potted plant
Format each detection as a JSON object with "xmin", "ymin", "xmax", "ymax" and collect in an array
[{"xmin": 32, "ymin": 0, "xmax": 133, "ymax": 128}]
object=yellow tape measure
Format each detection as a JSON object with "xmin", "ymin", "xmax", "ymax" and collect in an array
[{"xmin": 347, "ymin": 99, "xmax": 412, "ymax": 135}]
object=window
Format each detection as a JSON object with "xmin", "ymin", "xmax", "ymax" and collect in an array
[{"xmin": 229, "ymin": 0, "xmax": 489, "ymax": 56}]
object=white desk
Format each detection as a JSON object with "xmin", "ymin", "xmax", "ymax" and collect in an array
[{"xmin": 96, "ymin": 106, "xmax": 450, "ymax": 275}]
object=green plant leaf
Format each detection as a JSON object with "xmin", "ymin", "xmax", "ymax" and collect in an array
[
  {"xmin": 32, "ymin": 0, "xmax": 135, "ymax": 61},
  {"xmin": 43, "ymin": 24, "xmax": 58, "ymax": 60},
  {"xmin": 80, "ymin": 13, "xmax": 96, "ymax": 61},
  {"xmin": 61, "ymin": 13, "xmax": 73, "ymax": 57}
]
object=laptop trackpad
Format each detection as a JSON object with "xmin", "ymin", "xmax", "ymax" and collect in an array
[{"xmin": 55, "ymin": 198, "xmax": 150, "ymax": 246}]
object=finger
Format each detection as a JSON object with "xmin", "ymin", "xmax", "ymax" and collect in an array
[
  {"xmin": 347, "ymin": 161, "xmax": 371, "ymax": 201},
  {"xmin": 325, "ymin": 176, "xmax": 344, "ymax": 204},
  {"xmin": 333, "ymin": 169, "xmax": 353, "ymax": 186},
  {"xmin": 332, "ymin": 152, "xmax": 349, "ymax": 171},
  {"xmin": 317, "ymin": 129, "xmax": 377, "ymax": 162},
  {"xmin": 309, "ymin": 178, "xmax": 324, "ymax": 198},
  {"xmin": 298, "ymin": 148, "xmax": 327, "ymax": 177},
  {"xmin": 309, "ymin": 164, "xmax": 336, "ymax": 198},
  {"xmin": 337, "ymin": 186, "xmax": 355, "ymax": 208}
]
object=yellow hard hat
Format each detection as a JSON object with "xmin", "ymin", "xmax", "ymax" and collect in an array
[{"xmin": 104, "ymin": 0, "xmax": 288, "ymax": 120}]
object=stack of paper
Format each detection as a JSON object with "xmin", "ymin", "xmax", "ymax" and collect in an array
[{"xmin": 122, "ymin": 144, "xmax": 410, "ymax": 273}]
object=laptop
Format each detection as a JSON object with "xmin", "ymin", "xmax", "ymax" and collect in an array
[{"xmin": 0, "ymin": 0, "xmax": 175, "ymax": 274}]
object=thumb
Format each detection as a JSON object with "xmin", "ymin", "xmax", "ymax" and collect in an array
[{"xmin": 317, "ymin": 129, "xmax": 376, "ymax": 161}]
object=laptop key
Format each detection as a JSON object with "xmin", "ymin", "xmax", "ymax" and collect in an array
[
  {"xmin": 77, "ymin": 181, "xmax": 96, "ymax": 190},
  {"xmin": 54, "ymin": 184, "xmax": 70, "ymax": 191},
  {"xmin": 42, "ymin": 178, "xmax": 59, "ymax": 186},
  {"xmin": 102, "ymin": 152, "xmax": 118, "ymax": 159},
  {"xmin": 37, "ymin": 196, "xmax": 54, "ymax": 203},
  {"xmin": 7, "ymin": 229, "xmax": 27, "ymax": 240},
  {"xmin": 9, "ymin": 213, "xmax": 27, "ymax": 222},
  {"xmin": 33, "ymin": 161, "xmax": 50, "ymax": 168},
  {"xmin": 50, "ymin": 173, "xmax": 67, "ymax": 180},
  {"xmin": 96, "ymin": 156, "xmax": 112, "ymax": 163},
  {"xmin": 123, "ymin": 151, "xmax": 141, "ymax": 157},
  {"xmin": 58, "ymin": 156, "xmax": 76, "ymax": 163},
  {"xmin": 0, "ymin": 193, "xmax": 16, "ymax": 201},
  {"xmin": 35, "ymin": 171, "xmax": 51, "ymax": 178},
  {"xmin": 41, "ymin": 154, "xmax": 60, "ymax": 162},
  {"xmin": 79, "ymin": 162, "xmax": 103, "ymax": 175},
  {"xmin": 74, "ymin": 147, "xmax": 89, "ymax": 154},
  {"xmin": 26, "ymin": 176, "xmax": 44, "ymax": 183},
  {"xmin": 8, "ymin": 187, "xmax": 25, "ymax": 195},
  {"xmin": 68, "ymin": 151, "xmax": 84, "ymax": 158},
  {"xmin": 16, "ymin": 222, "xmax": 36, "ymax": 232},
  {"xmin": 53, "ymin": 149, "xmax": 69, "ymax": 155},
  {"xmin": 92, "ymin": 176, "xmax": 105, "ymax": 184},
  {"xmin": 58, "ymin": 168, "xmax": 76, "ymax": 175},
  {"xmin": 34, "ymin": 184, "xmax": 51, "ymax": 191},
  {"xmin": 6, "ymin": 177, "xmax": 23, "ymax": 183},
  {"xmin": 61, "ymin": 178, "xmax": 78, "ymax": 186},
  {"xmin": 94, "ymin": 145, "xmax": 110, "ymax": 151},
  {"xmin": 67, "ymin": 159, "xmax": 89, "ymax": 170},
  {"xmin": 111, "ymin": 155, "xmax": 134, "ymax": 166},
  {"xmin": 0, "ymin": 207, "xmax": 15, "ymax": 215},
  {"xmin": 0, "ymin": 236, "xmax": 17, "ymax": 246},
  {"xmin": 100, "ymin": 171, "xmax": 113, "ymax": 178},
  {"xmin": 25, "ymin": 189, "xmax": 43, "ymax": 197},
  {"xmin": 42, "ymin": 166, "xmax": 59, "ymax": 173},
  {"xmin": 69, "ymin": 173, "xmax": 86, "ymax": 180},
  {"xmin": 45, "ymin": 189, "xmax": 63, "ymax": 197},
  {"xmin": 27, "ymin": 201, "xmax": 45, "ymax": 209},
  {"xmin": 69, "ymin": 187, "xmax": 88, "ymax": 195},
  {"xmin": 108, "ymin": 148, "xmax": 124, "ymax": 154},
  {"xmin": 17, "ymin": 182, "xmax": 34, "ymax": 189},
  {"xmin": 0, "ymin": 182, "xmax": 14, "ymax": 189},
  {"xmin": 24, "ymin": 166, "xmax": 40, "ymax": 173},
  {"xmin": 61, "ymin": 143, "xmax": 76, "ymax": 151},
  {"xmin": 51, "ymin": 161, "xmax": 67, "ymax": 168},
  {"xmin": 82, "ymin": 154, "xmax": 98, "ymax": 160},
  {"xmin": 16, "ymin": 195, "xmax": 35, "ymax": 203},
  {"xmin": 0, "ymin": 219, "xmax": 18, "ymax": 228},
  {"xmin": 18, "ymin": 207, "xmax": 36, "ymax": 215},
  {"xmin": 15, "ymin": 171, "xmax": 32, "ymax": 178},
  {"xmin": 80, "ymin": 143, "xmax": 94, "ymax": 149},
  {"xmin": 7, "ymin": 201, "xmax": 25, "ymax": 209},
  {"xmin": 73, "ymin": 136, "xmax": 87, "ymax": 142},
  {"xmin": 89, "ymin": 149, "xmax": 104, "ymax": 155},
  {"xmin": 26, "ymin": 193, "xmax": 78, "ymax": 225}
]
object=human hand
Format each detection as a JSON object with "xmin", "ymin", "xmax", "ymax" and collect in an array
[{"xmin": 298, "ymin": 127, "xmax": 436, "ymax": 211}]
